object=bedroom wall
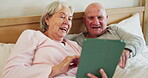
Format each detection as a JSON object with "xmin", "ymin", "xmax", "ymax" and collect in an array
[
  {"xmin": 0, "ymin": 0, "xmax": 140, "ymax": 18},
  {"xmin": 1, "ymin": 0, "xmax": 148, "ymax": 44}
]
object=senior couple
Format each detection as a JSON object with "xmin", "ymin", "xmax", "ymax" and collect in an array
[{"xmin": 2, "ymin": 1, "xmax": 144, "ymax": 78}]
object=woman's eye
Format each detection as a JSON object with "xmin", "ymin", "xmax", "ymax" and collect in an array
[{"xmin": 68, "ymin": 18, "xmax": 72, "ymax": 21}]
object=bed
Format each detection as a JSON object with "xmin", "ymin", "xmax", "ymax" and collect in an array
[{"xmin": 0, "ymin": 0, "xmax": 148, "ymax": 78}]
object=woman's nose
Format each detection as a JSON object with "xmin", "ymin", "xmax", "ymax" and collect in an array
[
  {"xmin": 64, "ymin": 18, "xmax": 70, "ymax": 25},
  {"xmin": 63, "ymin": 18, "xmax": 72, "ymax": 28}
]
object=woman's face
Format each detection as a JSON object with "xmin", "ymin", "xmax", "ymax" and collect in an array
[{"xmin": 45, "ymin": 7, "xmax": 73, "ymax": 39}]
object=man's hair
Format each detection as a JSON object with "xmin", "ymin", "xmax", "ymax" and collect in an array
[{"xmin": 84, "ymin": 2, "xmax": 106, "ymax": 17}]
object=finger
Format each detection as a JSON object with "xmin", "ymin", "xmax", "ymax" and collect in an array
[
  {"xmin": 69, "ymin": 60, "xmax": 79, "ymax": 68},
  {"xmin": 120, "ymin": 51, "xmax": 130, "ymax": 69},
  {"xmin": 124, "ymin": 52, "xmax": 129, "ymax": 68},
  {"xmin": 122, "ymin": 52, "xmax": 126, "ymax": 69},
  {"xmin": 121, "ymin": 50, "xmax": 130, "ymax": 69},
  {"xmin": 118, "ymin": 52, "xmax": 124, "ymax": 69},
  {"xmin": 55, "ymin": 56, "xmax": 80, "ymax": 74},
  {"xmin": 100, "ymin": 69, "xmax": 108, "ymax": 78},
  {"xmin": 118, "ymin": 56, "xmax": 122, "ymax": 67},
  {"xmin": 74, "ymin": 55, "xmax": 80, "ymax": 58},
  {"xmin": 59, "ymin": 56, "xmax": 75, "ymax": 70},
  {"xmin": 62, "ymin": 55, "xmax": 80, "ymax": 69},
  {"xmin": 60, "ymin": 56, "xmax": 72, "ymax": 66},
  {"xmin": 62, "ymin": 56, "xmax": 78, "ymax": 64},
  {"xmin": 69, "ymin": 55, "xmax": 80, "ymax": 68},
  {"xmin": 87, "ymin": 73, "xmax": 98, "ymax": 78},
  {"xmin": 118, "ymin": 53, "xmax": 125, "ymax": 69}
]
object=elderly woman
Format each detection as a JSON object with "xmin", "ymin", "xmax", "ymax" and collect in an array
[{"xmin": 2, "ymin": 1, "xmax": 107, "ymax": 78}]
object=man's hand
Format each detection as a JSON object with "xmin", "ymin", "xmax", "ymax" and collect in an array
[
  {"xmin": 118, "ymin": 49, "xmax": 130, "ymax": 69},
  {"xmin": 87, "ymin": 69, "xmax": 108, "ymax": 78}
]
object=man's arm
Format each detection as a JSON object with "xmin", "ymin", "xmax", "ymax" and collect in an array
[
  {"xmin": 113, "ymin": 26, "xmax": 144, "ymax": 57},
  {"xmin": 87, "ymin": 69, "xmax": 108, "ymax": 78},
  {"xmin": 113, "ymin": 26, "xmax": 144, "ymax": 68}
]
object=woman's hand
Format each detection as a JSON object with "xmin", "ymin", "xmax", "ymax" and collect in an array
[
  {"xmin": 87, "ymin": 69, "xmax": 108, "ymax": 78},
  {"xmin": 118, "ymin": 49, "xmax": 130, "ymax": 69},
  {"xmin": 49, "ymin": 55, "xmax": 80, "ymax": 78}
]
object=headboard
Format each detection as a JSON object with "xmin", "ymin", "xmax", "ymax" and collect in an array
[{"xmin": 0, "ymin": 0, "xmax": 147, "ymax": 43}]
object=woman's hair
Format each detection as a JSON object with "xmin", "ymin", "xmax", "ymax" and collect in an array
[{"xmin": 40, "ymin": 1, "xmax": 74, "ymax": 32}]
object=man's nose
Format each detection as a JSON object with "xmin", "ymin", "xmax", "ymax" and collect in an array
[{"xmin": 92, "ymin": 18, "xmax": 100, "ymax": 25}]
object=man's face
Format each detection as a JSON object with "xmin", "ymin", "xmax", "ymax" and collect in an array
[{"xmin": 83, "ymin": 6, "xmax": 108, "ymax": 37}]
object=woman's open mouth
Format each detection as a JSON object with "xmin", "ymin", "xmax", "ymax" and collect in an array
[{"xmin": 59, "ymin": 27, "xmax": 67, "ymax": 32}]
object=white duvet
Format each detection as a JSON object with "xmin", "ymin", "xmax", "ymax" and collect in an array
[
  {"xmin": 1, "ymin": 43, "xmax": 148, "ymax": 78},
  {"xmin": 55, "ymin": 46, "xmax": 148, "ymax": 78},
  {"xmin": 113, "ymin": 46, "xmax": 148, "ymax": 78}
]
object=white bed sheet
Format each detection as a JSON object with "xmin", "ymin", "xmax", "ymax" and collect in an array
[
  {"xmin": 55, "ymin": 46, "xmax": 148, "ymax": 78},
  {"xmin": 113, "ymin": 45, "xmax": 148, "ymax": 78},
  {"xmin": 1, "ymin": 44, "xmax": 148, "ymax": 78}
]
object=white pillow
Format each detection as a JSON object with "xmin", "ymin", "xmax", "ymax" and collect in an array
[
  {"xmin": 0, "ymin": 43, "xmax": 15, "ymax": 78},
  {"xmin": 109, "ymin": 13, "xmax": 146, "ymax": 45}
]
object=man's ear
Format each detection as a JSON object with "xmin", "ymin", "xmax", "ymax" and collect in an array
[
  {"xmin": 82, "ymin": 16, "xmax": 85, "ymax": 22},
  {"xmin": 106, "ymin": 15, "xmax": 108, "ymax": 19}
]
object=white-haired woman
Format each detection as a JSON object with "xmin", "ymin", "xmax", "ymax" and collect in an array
[
  {"xmin": 2, "ymin": 1, "xmax": 107, "ymax": 78},
  {"xmin": 3, "ymin": 1, "xmax": 80, "ymax": 78}
]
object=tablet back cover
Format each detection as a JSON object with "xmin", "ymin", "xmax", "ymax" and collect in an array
[{"xmin": 76, "ymin": 39, "xmax": 125, "ymax": 78}]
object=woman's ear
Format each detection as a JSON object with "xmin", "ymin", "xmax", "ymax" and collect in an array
[
  {"xmin": 44, "ymin": 13, "xmax": 51, "ymax": 25},
  {"xmin": 45, "ymin": 17, "xmax": 50, "ymax": 25}
]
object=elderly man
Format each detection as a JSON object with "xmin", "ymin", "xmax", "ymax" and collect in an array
[{"xmin": 72, "ymin": 2, "xmax": 144, "ymax": 78}]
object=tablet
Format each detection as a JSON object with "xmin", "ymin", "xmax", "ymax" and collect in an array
[{"xmin": 76, "ymin": 39, "xmax": 125, "ymax": 78}]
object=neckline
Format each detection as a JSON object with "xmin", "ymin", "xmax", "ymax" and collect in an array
[{"xmin": 37, "ymin": 30, "xmax": 67, "ymax": 46}]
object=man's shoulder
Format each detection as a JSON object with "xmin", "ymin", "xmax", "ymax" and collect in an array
[
  {"xmin": 72, "ymin": 33, "xmax": 85, "ymax": 40},
  {"xmin": 107, "ymin": 26, "xmax": 119, "ymax": 30},
  {"xmin": 69, "ymin": 33, "xmax": 85, "ymax": 47},
  {"xmin": 106, "ymin": 26, "xmax": 122, "ymax": 33}
]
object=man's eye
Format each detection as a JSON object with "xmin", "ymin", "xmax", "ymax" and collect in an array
[
  {"xmin": 88, "ymin": 17, "xmax": 94, "ymax": 19},
  {"xmin": 61, "ymin": 16, "xmax": 65, "ymax": 19},
  {"xmin": 98, "ymin": 16, "xmax": 104, "ymax": 19}
]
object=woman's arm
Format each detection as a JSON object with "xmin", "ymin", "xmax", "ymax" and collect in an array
[
  {"xmin": 2, "ymin": 30, "xmax": 52, "ymax": 78},
  {"xmin": 49, "ymin": 55, "xmax": 79, "ymax": 78}
]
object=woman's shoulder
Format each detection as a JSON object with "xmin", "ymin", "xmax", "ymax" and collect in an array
[
  {"xmin": 22, "ymin": 29, "xmax": 42, "ymax": 34},
  {"xmin": 21, "ymin": 29, "xmax": 45, "ymax": 38},
  {"xmin": 21, "ymin": 29, "xmax": 37, "ymax": 36},
  {"xmin": 19, "ymin": 29, "xmax": 47, "ymax": 42}
]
